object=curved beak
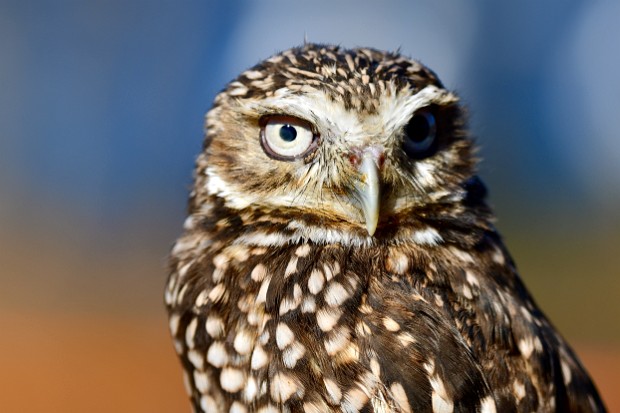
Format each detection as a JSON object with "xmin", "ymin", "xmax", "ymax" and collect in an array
[{"xmin": 354, "ymin": 149, "xmax": 382, "ymax": 236}]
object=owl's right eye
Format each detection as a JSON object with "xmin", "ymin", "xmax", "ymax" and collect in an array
[{"xmin": 260, "ymin": 115, "xmax": 318, "ymax": 161}]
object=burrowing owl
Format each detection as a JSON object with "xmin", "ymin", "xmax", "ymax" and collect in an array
[{"xmin": 165, "ymin": 44, "xmax": 606, "ymax": 412}]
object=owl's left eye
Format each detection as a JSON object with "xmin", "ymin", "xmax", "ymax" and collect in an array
[{"xmin": 260, "ymin": 115, "xmax": 318, "ymax": 160}]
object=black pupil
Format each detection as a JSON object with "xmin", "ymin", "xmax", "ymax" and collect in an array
[
  {"xmin": 279, "ymin": 124, "xmax": 297, "ymax": 142},
  {"xmin": 406, "ymin": 114, "xmax": 430, "ymax": 142}
]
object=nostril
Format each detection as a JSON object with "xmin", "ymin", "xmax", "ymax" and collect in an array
[
  {"xmin": 348, "ymin": 154, "xmax": 360, "ymax": 167},
  {"xmin": 376, "ymin": 153, "xmax": 386, "ymax": 169}
]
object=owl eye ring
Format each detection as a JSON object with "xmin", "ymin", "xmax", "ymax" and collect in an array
[
  {"xmin": 402, "ymin": 108, "xmax": 437, "ymax": 159},
  {"xmin": 260, "ymin": 115, "xmax": 318, "ymax": 160}
]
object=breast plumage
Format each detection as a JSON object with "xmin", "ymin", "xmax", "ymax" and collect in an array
[{"xmin": 165, "ymin": 43, "xmax": 606, "ymax": 413}]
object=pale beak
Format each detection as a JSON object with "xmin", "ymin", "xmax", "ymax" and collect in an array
[{"xmin": 354, "ymin": 148, "xmax": 382, "ymax": 236}]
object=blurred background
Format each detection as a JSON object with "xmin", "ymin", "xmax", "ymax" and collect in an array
[{"xmin": 1, "ymin": 1, "xmax": 618, "ymax": 411}]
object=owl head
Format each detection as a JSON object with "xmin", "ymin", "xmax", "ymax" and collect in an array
[{"xmin": 191, "ymin": 44, "xmax": 478, "ymax": 242}]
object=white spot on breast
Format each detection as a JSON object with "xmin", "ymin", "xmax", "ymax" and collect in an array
[
  {"xmin": 168, "ymin": 313, "xmax": 180, "ymax": 336},
  {"xmin": 324, "ymin": 326, "xmax": 351, "ymax": 355},
  {"xmin": 270, "ymin": 372, "xmax": 304, "ymax": 403},
  {"xmin": 208, "ymin": 283, "xmax": 227, "ymax": 303},
  {"xmin": 434, "ymin": 294, "xmax": 444, "ymax": 307},
  {"xmin": 194, "ymin": 370, "xmax": 210, "ymax": 393},
  {"xmin": 194, "ymin": 290, "xmax": 209, "ymax": 307},
  {"xmin": 336, "ymin": 342, "xmax": 360, "ymax": 365},
  {"xmin": 512, "ymin": 380, "xmax": 526, "ymax": 401},
  {"xmin": 226, "ymin": 244, "xmax": 250, "ymax": 262},
  {"xmin": 548, "ymin": 394, "xmax": 556, "ymax": 410},
  {"xmin": 176, "ymin": 283, "xmax": 190, "ymax": 305},
  {"xmin": 412, "ymin": 227, "xmax": 443, "ymax": 246},
  {"xmin": 355, "ymin": 321, "xmax": 371, "ymax": 337},
  {"xmin": 430, "ymin": 376, "xmax": 454, "ymax": 413},
  {"xmin": 237, "ymin": 294, "xmax": 253, "ymax": 313},
  {"xmin": 284, "ymin": 256, "xmax": 299, "ymax": 277},
  {"xmin": 450, "ymin": 247, "xmax": 475, "ymax": 263},
  {"xmin": 251, "ymin": 345, "xmax": 269, "ymax": 370},
  {"xmin": 229, "ymin": 85, "xmax": 249, "ymax": 97},
  {"xmin": 534, "ymin": 336, "xmax": 543, "ymax": 352},
  {"xmin": 164, "ymin": 283, "xmax": 175, "ymax": 306},
  {"xmin": 230, "ymin": 401, "xmax": 248, "ymax": 413},
  {"xmin": 359, "ymin": 303, "xmax": 373, "ymax": 314},
  {"xmin": 387, "ymin": 250, "xmax": 409, "ymax": 274},
  {"xmin": 324, "ymin": 378, "xmax": 342, "ymax": 405},
  {"xmin": 323, "ymin": 262, "xmax": 340, "ymax": 281},
  {"xmin": 342, "ymin": 385, "xmax": 370, "ymax": 412},
  {"xmin": 256, "ymin": 276, "xmax": 272, "ymax": 304},
  {"xmin": 213, "ymin": 252, "xmax": 229, "ymax": 269},
  {"xmin": 561, "ymin": 359, "xmax": 572, "ymax": 386},
  {"xmin": 301, "ymin": 296, "xmax": 317, "ymax": 313},
  {"xmin": 324, "ymin": 282, "xmax": 350, "ymax": 306},
  {"xmin": 276, "ymin": 323, "xmax": 295, "ymax": 349},
  {"xmin": 382, "ymin": 316, "xmax": 401, "ymax": 332},
  {"xmin": 370, "ymin": 357, "xmax": 381, "ymax": 377},
  {"xmin": 257, "ymin": 403, "xmax": 279, "ymax": 413},
  {"xmin": 303, "ymin": 399, "xmax": 329, "ymax": 413},
  {"xmin": 188, "ymin": 348, "xmax": 205, "ymax": 370},
  {"xmin": 479, "ymin": 395, "xmax": 497, "ymax": 413},
  {"xmin": 295, "ymin": 244, "xmax": 311, "ymax": 257},
  {"xmin": 317, "ymin": 307, "xmax": 342, "ymax": 332},
  {"xmin": 251, "ymin": 247, "xmax": 267, "ymax": 255},
  {"xmin": 283, "ymin": 341, "xmax": 306, "ymax": 368},
  {"xmin": 390, "ymin": 382, "xmax": 412, "ymax": 413},
  {"xmin": 424, "ymin": 359, "xmax": 436, "ymax": 374},
  {"xmin": 173, "ymin": 339, "xmax": 183, "ymax": 354},
  {"xmin": 200, "ymin": 395, "xmax": 221, "ymax": 413},
  {"xmin": 207, "ymin": 341, "xmax": 229, "ymax": 368},
  {"xmin": 518, "ymin": 337, "xmax": 535, "ymax": 359},
  {"xmin": 185, "ymin": 317, "xmax": 198, "ymax": 348},
  {"xmin": 220, "ymin": 367, "xmax": 245, "ymax": 393},
  {"xmin": 308, "ymin": 269, "xmax": 325, "ymax": 294},
  {"xmin": 244, "ymin": 375, "xmax": 258, "ymax": 401},
  {"xmin": 492, "ymin": 247, "xmax": 505, "ymax": 265},
  {"xmin": 206, "ymin": 315, "xmax": 225, "ymax": 338},
  {"xmin": 259, "ymin": 330, "xmax": 270, "ymax": 345},
  {"xmin": 244, "ymin": 70, "xmax": 265, "ymax": 80},
  {"xmin": 397, "ymin": 332, "xmax": 416, "ymax": 347},
  {"xmin": 171, "ymin": 237, "xmax": 197, "ymax": 256},
  {"xmin": 462, "ymin": 285, "xmax": 473, "ymax": 300},
  {"xmin": 333, "ymin": 262, "xmax": 341, "ymax": 275},
  {"xmin": 520, "ymin": 307, "xmax": 533, "ymax": 323},
  {"xmin": 279, "ymin": 284, "xmax": 303, "ymax": 315},
  {"xmin": 465, "ymin": 270, "xmax": 480, "ymax": 287},
  {"xmin": 178, "ymin": 262, "xmax": 193, "ymax": 278},
  {"xmin": 234, "ymin": 329, "xmax": 255, "ymax": 355},
  {"xmin": 182, "ymin": 370, "xmax": 192, "ymax": 396},
  {"xmin": 251, "ymin": 263, "xmax": 267, "ymax": 282},
  {"xmin": 183, "ymin": 215, "xmax": 196, "ymax": 230}
]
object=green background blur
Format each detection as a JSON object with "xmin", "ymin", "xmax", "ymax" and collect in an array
[{"xmin": 1, "ymin": 1, "xmax": 618, "ymax": 412}]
